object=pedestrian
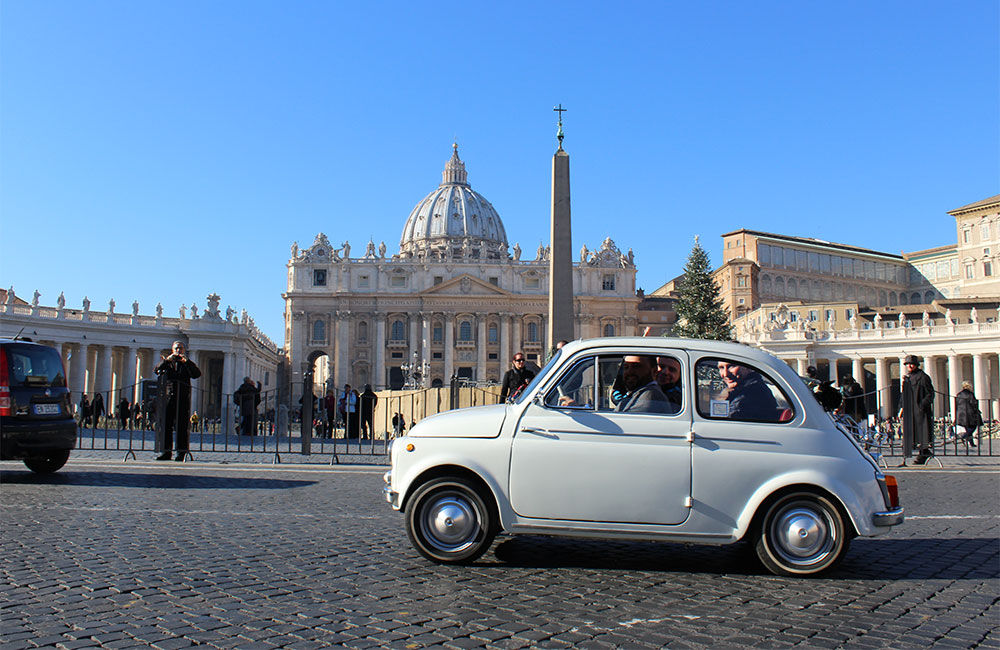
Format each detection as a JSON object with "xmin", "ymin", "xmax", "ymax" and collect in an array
[
  {"xmin": 342, "ymin": 384, "xmax": 358, "ymax": 438},
  {"xmin": 324, "ymin": 389, "xmax": 338, "ymax": 438},
  {"xmin": 91, "ymin": 392, "xmax": 105, "ymax": 428},
  {"xmin": 392, "ymin": 412, "xmax": 406, "ymax": 437},
  {"xmin": 899, "ymin": 354, "xmax": 934, "ymax": 464},
  {"xmin": 154, "ymin": 341, "xmax": 202, "ymax": 461},
  {"xmin": 78, "ymin": 394, "xmax": 91, "ymax": 427},
  {"xmin": 190, "ymin": 410, "xmax": 200, "ymax": 433},
  {"xmin": 955, "ymin": 381, "xmax": 982, "ymax": 447},
  {"xmin": 117, "ymin": 396, "xmax": 130, "ymax": 430},
  {"xmin": 360, "ymin": 384, "xmax": 378, "ymax": 438},
  {"xmin": 500, "ymin": 352, "xmax": 534, "ymax": 403},
  {"xmin": 839, "ymin": 374, "xmax": 868, "ymax": 426},
  {"xmin": 233, "ymin": 376, "xmax": 261, "ymax": 436}
]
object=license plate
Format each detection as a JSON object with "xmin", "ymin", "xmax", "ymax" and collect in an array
[{"xmin": 33, "ymin": 403, "xmax": 61, "ymax": 415}]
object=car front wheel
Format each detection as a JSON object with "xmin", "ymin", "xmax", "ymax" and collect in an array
[
  {"xmin": 23, "ymin": 450, "xmax": 71, "ymax": 474},
  {"xmin": 755, "ymin": 491, "xmax": 849, "ymax": 576},
  {"xmin": 405, "ymin": 477, "xmax": 496, "ymax": 564}
]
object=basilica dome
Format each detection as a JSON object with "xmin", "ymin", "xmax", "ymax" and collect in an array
[{"xmin": 399, "ymin": 145, "xmax": 509, "ymax": 260}]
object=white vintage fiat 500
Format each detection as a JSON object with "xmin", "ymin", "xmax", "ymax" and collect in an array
[{"xmin": 384, "ymin": 337, "xmax": 903, "ymax": 576}]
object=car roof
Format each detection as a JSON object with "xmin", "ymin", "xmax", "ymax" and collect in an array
[{"xmin": 560, "ymin": 336, "xmax": 779, "ymax": 365}]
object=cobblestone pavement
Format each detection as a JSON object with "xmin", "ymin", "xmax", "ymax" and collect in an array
[{"xmin": 2, "ymin": 459, "xmax": 997, "ymax": 649}]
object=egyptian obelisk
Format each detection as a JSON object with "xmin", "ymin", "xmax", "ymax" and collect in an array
[{"xmin": 548, "ymin": 104, "xmax": 574, "ymax": 347}]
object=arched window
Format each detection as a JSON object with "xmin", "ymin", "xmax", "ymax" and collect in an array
[
  {"xmin": 774, "ymin": 277, "xmax": 785, "ymax": 298},
  {"xmin": 899, "ymin": 292, "xmax": 908, "ymax": 305},
  {"xmin": 391, "ymin": 319, "xmax": 405, "ymax": 341},
  {"xmin": 459, "ymin": 321, "xmax": 473, "ymax": 341},
  {"xmin": 603, "ymin": 323, "xmax": 615, "ymax": 337},
  {"xmin": 787, "ymin": 278, "xmax": 798, "ymax": 298},
  {"xmin": 760, "ymin": 275, "xmax": 772, "ymax": 297},
  {"xmin": 528, "ymin": 322, "xmax": 539, "ymax": 342},
  {"xmin": 879, "ymin": 290, "xmax": 887, "ymax": 307},
  {"xmin": 910, "ymin": 292, "xmax": 921, "ymax": 305},
  {"xmin": 488, "ymin": 324, "xmax": 498, "ymax": 343},
  {"xmin": 889, "ymin": 292, "xmax": 898, "ymax": 307},
  {"xmin": 358, "ymin": 321, "xmax": 368, "ymax": 342},
  {"xmin": 924, "ymin": 290, "xmax": 935, "ymax": 304}
]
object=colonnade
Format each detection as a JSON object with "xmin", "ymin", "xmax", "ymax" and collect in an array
[{"xmin": 784, "ymin": 352, "xmax": 999, "ymax": 421}]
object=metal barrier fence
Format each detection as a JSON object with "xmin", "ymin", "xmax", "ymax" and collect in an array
[
  {"xmin": 74, "ymin": 378, "xmax": 996, "ymax": 461},
  {"xmin": 73, "ymin": 380, "xmax": 502, "ymax": 462}
]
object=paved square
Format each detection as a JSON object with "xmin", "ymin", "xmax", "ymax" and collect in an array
[{"xmin": 2, "ymin": 460, "xmax": 997, "ymax": 649}]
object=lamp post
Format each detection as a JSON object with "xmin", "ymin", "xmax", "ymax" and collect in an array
[{"xmin": 401, "ymin": 351, "xmax": 430, "ymax": 389}]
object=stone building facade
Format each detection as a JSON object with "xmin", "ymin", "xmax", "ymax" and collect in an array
[{"xmin": 283, "ymin": 146, "xmax": 640, "ymax": 390}]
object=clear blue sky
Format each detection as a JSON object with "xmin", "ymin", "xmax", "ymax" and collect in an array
[{"xmin": 2, "ymin": 1, "xmax": 997, "ymax": 343}]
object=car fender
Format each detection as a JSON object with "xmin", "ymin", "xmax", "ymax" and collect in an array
[
  {"xmin": 733, "ymin": 465, "xmax": 879, "ymax": 539},
  {"xmin": 395, "ymin": 437, "xmax": 511, "ymax": 519}
]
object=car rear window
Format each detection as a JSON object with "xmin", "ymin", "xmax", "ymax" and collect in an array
[{"xmin": 4, "ymin": 344, "xmax": 67, "ymax": 388}]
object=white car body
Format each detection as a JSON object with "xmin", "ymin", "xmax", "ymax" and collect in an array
[{"xmin": 384, "ymin": 337, "xmax": 903, "ymax": 576}]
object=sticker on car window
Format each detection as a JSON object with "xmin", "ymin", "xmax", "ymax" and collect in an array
[{"xmin": 710, "ymin": 400, "xmax": 730, "ymax": 417}]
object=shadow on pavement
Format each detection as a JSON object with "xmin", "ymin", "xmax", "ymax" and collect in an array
[
  {"xmin": 0, "ymin": 470, "xmax": 317, "ymax": 490},
  {"xmin": 489, "ymin": 535, "xmax": 999, "ymax": 580}
]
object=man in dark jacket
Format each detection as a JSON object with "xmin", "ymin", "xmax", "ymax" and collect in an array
[
  {"xmin": 360, "ymin": 384, "xmax": 378, "ymax": 438},
  {"xmin": 154, "ymin": 341, "xmax": 202, "ymax": 461},
  {"xmin": 234, "ymin": 376, "xmax": 261, "ymax": 437},
  {"xmin": 499, "ymin": 352, "xmax": 534, "ymax": 403},
  {"xmin": 840, "ymin": 375, "xmax": 867, "ymax": 423},
  {"xmin": 718, "ymin": 361, "xmax": 779, "ymax": 421},
  {"xmin": 955, "ymin": 381, "xmax": 982, "ymax": 447},
  {"xmin": 900, "ymin": 354, "xmax": 934, "ymax": 464}
]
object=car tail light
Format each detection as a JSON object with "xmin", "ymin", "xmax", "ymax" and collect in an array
[
  {"xmin": 0, "ymin": 347, "xmax": 10, "ymax": 416},
  {"xmin": 884, "ymin": 475, "xmax": 899, "ymax": 508}
]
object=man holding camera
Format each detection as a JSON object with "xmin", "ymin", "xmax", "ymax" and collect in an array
[{"xmin": 155, "ymin": 340, "xmax": 201, "ymax": 461}]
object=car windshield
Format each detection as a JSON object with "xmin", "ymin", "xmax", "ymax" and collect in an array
[
  {"xmin": 512, "ymin": 348, "xmax": 563, "ymax": 405},
  {"xmin": 3, "ymin": 343, "xmax": 67, "ymax": 388}
]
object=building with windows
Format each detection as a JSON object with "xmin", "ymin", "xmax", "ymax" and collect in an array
[
  {"xmin": 283, "ymin": 145, "xmax": 640, "ymax": 389},
  {"xmin": 726, "ymin": 195, "xmax": 1000, "ymax": 420}
]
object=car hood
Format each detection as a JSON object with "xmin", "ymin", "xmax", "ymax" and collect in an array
[{"xmin": 407, "ymin": 404, "xmax": 508, "ymax": 439}]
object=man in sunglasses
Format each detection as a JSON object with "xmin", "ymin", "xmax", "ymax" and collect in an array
[{"xmin": 500, "ymin": 352, "xmax": 535, "ymax": 403}]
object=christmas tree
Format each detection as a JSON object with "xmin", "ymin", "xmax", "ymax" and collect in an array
[{"xmin": 672, "ymin": 237, "xmax": 733, "ymax": 341}]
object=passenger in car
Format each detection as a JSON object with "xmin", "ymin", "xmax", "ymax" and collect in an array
[
  {"xmin": 616, "ymin": 355, "xmax": 677, "ymax": 414},
  {"xmin": 655, "ymin": 356, "xmax": 683, "ymax": 411},
  {"xmin": 717, "ymin": 361, "xmax": 779, "ymax": 421}
]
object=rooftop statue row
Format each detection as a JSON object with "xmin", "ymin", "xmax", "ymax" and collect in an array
[{"xmin": 290, "ymin": 234, "xmax": 636, "ymax": 268}]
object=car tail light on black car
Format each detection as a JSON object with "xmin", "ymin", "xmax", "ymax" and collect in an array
[{"xmin": 0, "ymin": 345, "xmax": 11, "ymax": 416}]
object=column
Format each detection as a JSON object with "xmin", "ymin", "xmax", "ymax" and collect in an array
[
  {"xmin": 336, "ymin": 311, "xmax": 350, "ymax": 386},
  {"xmin": 795, "ymin": 358, "xmax": 808, "ymax": 376},
  {"xmin": 409, "ymin": 316, "xmax": 419, "ymax": 355},
  {"xmin": 924, "ymin": 355, "xmax": 943, "ymax": 417},
  {"xmin": 947, "ymin": 354, "xmax": 961, "ymax": 421},
  {"xmin": 69, "ymin": 343, "xmax": 86, "ymax": 402},
  {"xmin": 420, "ymin": 312, "xmax": 431, "ymax": 364},
  {"xmin": 898, "ymin": 355, "xmax": 907, "ymax": 418},
  {"xmin": 973, "ymin": 353, "xmax": 987, "ymax": 420},
  {"xmin": 476, "ymin": 313, "xmax": 487, "ymax": 381},
  {"xmin": 511, "ymin": 315, "xmax": 522, "ymax": 357},
  {"xmin": 874, "ymin": 357, "xmax": 888, "ymax": 419},
  {"xmin": 374, "ymin": 314, "xmax": 386, "ymax": 390},
  {"xmin": 824, "ymin": 359, "xmax": 835, "ymax": 383},
  {"xmin": 122, "ymin": 346, "xmax": 137, "ymax": 403},
  {"xmin": 96, "ymin": 345, "xmax": 113, "ymax": 399},
  {"xmin": 221, "ymin": 351, "xmax": 235, "ymax": 434},
  {"xmin": 444, "ymin": 317, "xmax": 454, "ymax": 381},
  {"xmin": 499, "ymin": 313, "xmax": 510, "ymax": 368}
]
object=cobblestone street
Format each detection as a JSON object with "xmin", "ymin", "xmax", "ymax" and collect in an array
[{"xmin": 2, "ymin": 459, "xmax": 997, "ymax": 649}]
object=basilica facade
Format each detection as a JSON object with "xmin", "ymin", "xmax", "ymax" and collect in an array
[{"xmin": 283, "ymin": 146, "xmax": 640, "ymax": 390}]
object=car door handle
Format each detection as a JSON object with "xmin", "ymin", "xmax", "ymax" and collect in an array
[{"xmin": 520, "ymin": 427, "xmax": 558, "ymax": 439}]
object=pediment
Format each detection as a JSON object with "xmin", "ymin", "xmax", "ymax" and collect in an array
[{"xmin": 420, "ymin": 273, "xmax": 514, "ymax": 297}]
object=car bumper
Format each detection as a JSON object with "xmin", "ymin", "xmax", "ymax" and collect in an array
[
  {"xmin": 383, "ymin": 470, "xmax": 399, "ymax": 509},
  {"xmin": 873, "ymin": 506, "xmax": 904, "ymax": 527},
  {"xmin": 1, "ymin": 419, "xmax": 77, "ymax": 459}
]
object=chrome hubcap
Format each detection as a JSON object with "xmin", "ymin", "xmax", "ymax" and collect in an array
[
  {"xmin": 771, "ymin": 504, "xmax": 834, "ymax": 566},
  {"xmin": 421, "ymin": 494, "xmax": 479, "ymax": 552}
]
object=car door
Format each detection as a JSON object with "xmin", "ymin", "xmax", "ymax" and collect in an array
[{"xmin": 508, "ymin": 351, "xmax": 693, "ymax": 525}]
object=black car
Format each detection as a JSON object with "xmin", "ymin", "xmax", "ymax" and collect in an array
[{"xmin": 1, "ymin": 339, "xmax": 77, "ymax": 473}]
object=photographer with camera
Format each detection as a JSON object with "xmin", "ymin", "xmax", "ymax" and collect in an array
[{"xmin": 154, "ymin": 340, "xmax": 201, "ymax": 461}]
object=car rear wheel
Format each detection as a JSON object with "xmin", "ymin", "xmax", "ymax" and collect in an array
[
  {"xmin": 405, "ymin": 477, "xmax": 495, "ymax": 564},
  {"xmin": 755, "ymin": 491, "xmax": 849, "ymax": 576},
  {"xmin": 23, "ymin": 450, "xmax": 71, "ymax": 474}
]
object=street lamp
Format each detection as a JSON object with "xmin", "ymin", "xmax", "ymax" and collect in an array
[{"xmin": 401, "ymin": 350, "xmax": 430, "ymax": 389}]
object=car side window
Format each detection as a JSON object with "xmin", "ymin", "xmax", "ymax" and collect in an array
[
  {"xmin": 544, "ymin": 357, "xmax": 596, "ymax": 408},
  {"xmin": 696, "ymin": 357, "xmax": 794, "ymax": 423}
]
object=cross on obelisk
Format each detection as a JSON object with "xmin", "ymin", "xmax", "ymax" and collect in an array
[{"xmin": 548, "ymin": 104, "xmax": 574, "ymax": 348}]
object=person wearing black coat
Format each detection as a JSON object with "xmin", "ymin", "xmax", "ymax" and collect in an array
[
  {"xmin": 499, "ymin": 352, "xmax": 535, "ymax": 403},
  {"xmin": 78, "ymin": 394, "xmax": 91, "ymax": 427},
  {"xmin": 955, "ymin": 382, "xmax": 982, "ymax": 447},
  {"xmin": 90, "ymin": 392, "xmax": 105, "ymax": 428},
  {"xmin": 234, "ymin": 376, "xmax": 261, "ymax": 437},
  {"xmin": 900, "ymin": 354, "xmax": 934, "ymax": 464},
  {"xmin": 840, "ymin": 375, "xmax": 868, "ymax": 424},
  {"xmin": 154, "ymin": 341, "xmax": 201, "ymax": 461},
  {"xmin": 360, "ymin": 384, "xmax": 378, "ymax": 439}
]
